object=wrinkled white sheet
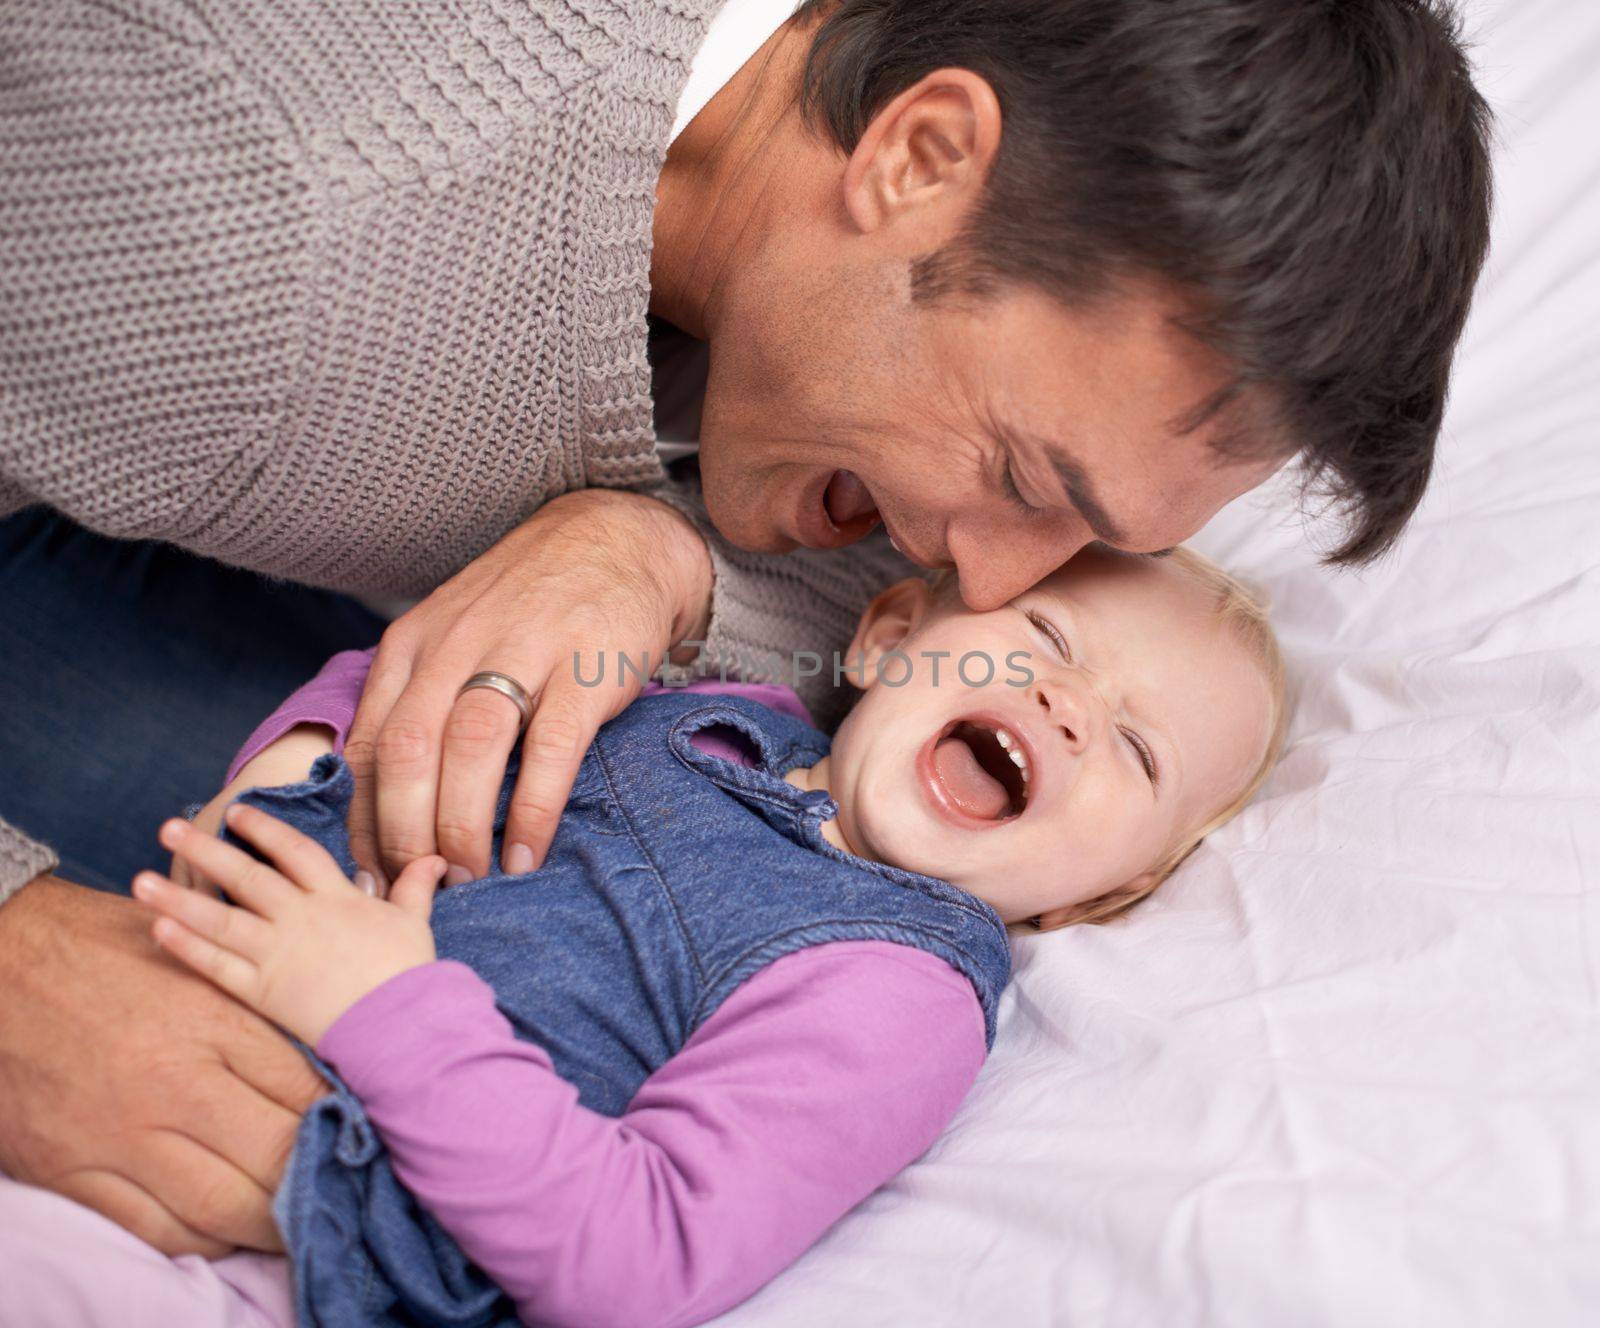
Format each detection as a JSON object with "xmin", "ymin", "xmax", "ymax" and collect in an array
[{"xmin": 718, "ymin": 2, "xmax": 1600, "ymax": 1323}]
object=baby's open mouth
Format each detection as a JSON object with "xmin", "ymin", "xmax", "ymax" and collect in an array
[{"xmin": 929, "ymin": 718, "xmax": 1030, "ymax": 822}]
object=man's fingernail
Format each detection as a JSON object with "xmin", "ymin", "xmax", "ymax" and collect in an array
[
  {"xmin": 504, "ymin": 842, "xmax": 535, "ymax": 875},
  {"xmin": 353, "ymin": 870, "xmax": 377, "ymax": 896},
  {"xmin": 445, "ymin": 864, "xmax": 474, "ymax": 888}
]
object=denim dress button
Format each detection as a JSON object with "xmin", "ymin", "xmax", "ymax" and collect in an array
[{"xmin": 800, "ymin": 788, "xmax": 834, "ymax": 812}]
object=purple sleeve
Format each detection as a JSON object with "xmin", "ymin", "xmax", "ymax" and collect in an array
[
  {"xmin": 226, "ymin": 647, "xmax": 811, "ymax": 785},
  {"xmin": 315, "ymin": 941, "xmax": 987, "ymax": 1328},
  {"xmin": 225, "ymin": 648, "xmax": 377, "ymax": 785}
]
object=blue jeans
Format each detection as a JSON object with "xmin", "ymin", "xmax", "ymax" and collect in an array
[{"xmin": 0, "ymin": 508, "xmax": 386, "ymax": 892}]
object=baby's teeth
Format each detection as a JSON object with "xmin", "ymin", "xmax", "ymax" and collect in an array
[{"xmin": 992, "ymin": 726, "xmax": 1030, "ymax": 785}]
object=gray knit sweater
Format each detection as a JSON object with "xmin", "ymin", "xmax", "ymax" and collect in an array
[{"xmin": 0, "ymin": 0, "xmax": 907, "ymax": 899}]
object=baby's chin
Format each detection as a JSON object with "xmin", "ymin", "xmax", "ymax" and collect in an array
[
  {"xmin": 851, "ymin": 810, "xmax": 1102, "ymax": 920},
  {"xmin": 850, "ymin": 811, "xmax": 1028, "ymax": 904}
]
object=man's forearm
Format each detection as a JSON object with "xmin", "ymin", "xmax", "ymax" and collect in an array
[{"xmin": 0, "ymin": 815, "xmax": 58, "ymax": 909}]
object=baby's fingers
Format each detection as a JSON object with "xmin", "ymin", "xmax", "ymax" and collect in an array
[
  {"xmin": 144, "ymin": 910, "xmax": 261, "ymax": 1008},
  {"xmin": 170, "ymin": 847, "xmax": 222, "ymax": 898},
  {"xmin": 223, "ymin": 803, "xmax": 352, "ymax": 894},
  {"xmin": 157, "ymin": 819, "xmax": 294, "ymax": 919},
  {"xmin": 388, "ymin": 855, "xmax": 448, "ymax": 920},
  {"xmin": 133, "ymin": 872, "xmax": 273, "ymax": 964}
]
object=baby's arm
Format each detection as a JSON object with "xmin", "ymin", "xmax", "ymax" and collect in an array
[
  {"xmin": 225, "ymin": 648, "xmax": 376, "ymax": 786},
  {"xmin": 316, "ymin": 941, "xmax": 986, "ymax": 1328},
  {"xmin": 137, "ymin": 815, "xmax": 986, "ymax": 1326}
]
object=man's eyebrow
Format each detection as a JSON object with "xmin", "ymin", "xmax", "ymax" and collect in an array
[
  {"xmin": 996, "ymin": 419, "xmax": 1141, "ymax": 547},
  {"xmin": 1046, "ymin": 450, "xmax": 1130, "ymax": 547}
]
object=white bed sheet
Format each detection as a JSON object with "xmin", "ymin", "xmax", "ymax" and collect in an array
[{"xmin": 716, "ymin": 2, "xmax": 1600, "ymax": 1323}]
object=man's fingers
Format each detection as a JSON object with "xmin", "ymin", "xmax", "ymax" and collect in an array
[
  {"xmin": 208, "ymin": 996, "xmax": 327, "ymax": 1117},
  {"xmin": 503, "ymin": 684, "xmax": 604, "ymax": 872},
  {"xmin": 370, "ymin": 678, "xmax": 463, "ymax": 881},
  {"xmin": 344, "ymin": 643, "xmax": 414, "ymax": 887},
  {"xmin": 434, "ymin": 682, "xmax": 535, "ymax": 877},
  {"xmin": 389, "ymin": 855, "xmax": 448, "ymax": 917},
  {"xmin": 133, "ymin": 873, "xmax": 271, "ymax": 962},
  {"xmin": 171, "ymin": 1074, "xmax": 308, "ymax": 1200},
  {"xmin": 55, "ymin": 1168, "xmax": 236, "ymax": 1260},
  {"xmin": 205, "ymin": 1033, "xmax": 324, "ymax": 1179},
  {"xmin": 119, "ymin": 1131, "xmax": 284, "ymax": 1253}
]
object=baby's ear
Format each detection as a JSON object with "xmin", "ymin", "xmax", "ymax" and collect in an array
[
  {"xmin": 1033, "ymin": 868, "xmax": 1164, "ymax": 932},
  {"xmin": 845, "ymin": 577, "xmax": 934, "ymax": 692}
]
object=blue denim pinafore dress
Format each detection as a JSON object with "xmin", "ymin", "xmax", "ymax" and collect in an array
[{"xmin": 228, "ymin": 692, "xmax": 1012, "ymax": 1326}]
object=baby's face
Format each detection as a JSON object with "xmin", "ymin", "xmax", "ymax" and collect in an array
[{"xmin": 809, "ymin": 549, "xmax": 1275, "ymax": 924}]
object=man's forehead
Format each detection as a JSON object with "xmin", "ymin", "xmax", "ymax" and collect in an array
[{"xmin": 999, "ymin": 276, "xmax": 1284, "ymax": 472}]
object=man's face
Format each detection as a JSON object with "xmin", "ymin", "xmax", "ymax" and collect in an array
[{"xmin": 694, "ymin": 269, "xmax": 1282, "ymax": 611}]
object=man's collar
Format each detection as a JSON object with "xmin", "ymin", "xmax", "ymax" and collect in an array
[{"xmin": 670, "ymin": 0, "xmax": 803, "ymax": 143}]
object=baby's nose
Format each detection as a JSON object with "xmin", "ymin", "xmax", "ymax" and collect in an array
[{"xmin": 1033, "ymin": 683, "xmax": 1091, "ymax": 752}]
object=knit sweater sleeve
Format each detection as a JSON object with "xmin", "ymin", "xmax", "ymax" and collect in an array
[
  {"xmin": 0, "ymin": 818, "xmax": 58, "ymax": 908},
  {"xmin": 0, "ymin": 2, "xmax": 316, "ymax": 546},
  {"xmin": 1, "ymin": 0, "xmax": 709, "ymax": 596},
  {"xmin": 645, "ymin": 476, "xmax": 917, "ymax": 731}
]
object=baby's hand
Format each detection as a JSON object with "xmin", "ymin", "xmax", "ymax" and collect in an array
[
  {"xmin": 135, "ymin": 805, "xmax": 448, "ymax": 1046},
  {"xmin": 174, "ymin": 725, "xmax": 338, "ymax": 896}
]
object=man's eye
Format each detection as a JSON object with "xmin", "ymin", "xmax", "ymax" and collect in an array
[
  {"xmin": 994, "ymin": 446, "xmax": 1042, "ymax": 515},
  {"xmin": 1122, "ymin": 728, "xmax": 1158, "ymax": 786},
  {"xmin": 999, "ymin": 461, "xmax": 1033, "ymax": 512},
  {"xmin": 1025, "ymin": 610, "xmax": 1071, "ymax": 661}
]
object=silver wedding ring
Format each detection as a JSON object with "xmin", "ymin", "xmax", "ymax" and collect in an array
[{"xmin": 457, "ymin": 670, "xmax": 535, "ymax": 733}]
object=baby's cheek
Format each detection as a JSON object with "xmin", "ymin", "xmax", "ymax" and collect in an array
[{"xmin": 1025, "ymin": 807, "xmax": 1146, "ymax": 907}]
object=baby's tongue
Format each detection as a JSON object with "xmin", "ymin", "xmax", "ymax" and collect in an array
[{"xmin": 932, "ymin": 735, "xmax": 1009, "ymax": 820}]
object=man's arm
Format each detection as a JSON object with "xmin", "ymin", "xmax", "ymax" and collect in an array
[{"xmin": 0, "ymin": 875, "xmax": 324, "ymax": 1255}]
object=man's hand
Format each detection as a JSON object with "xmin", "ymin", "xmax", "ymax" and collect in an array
[
  {"xmin": 345, "ymin": 488, "xmax": 714, "ymax": 887},
  {"xmin": 0, "ymin": 875, "xmax": 324, "ymax": 1257}
]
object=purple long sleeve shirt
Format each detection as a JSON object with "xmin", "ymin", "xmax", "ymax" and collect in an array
[{"xmin": 230, "ymin": 651, "xmax": 989, "ymax": 1327}]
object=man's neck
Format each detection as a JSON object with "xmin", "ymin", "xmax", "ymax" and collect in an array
[{"xmin": 650, "ymin": 13, "xmax": 816, "ymax": 340}]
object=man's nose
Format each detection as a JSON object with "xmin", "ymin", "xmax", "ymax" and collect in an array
[{"xmin": 946, "ymin": 516, "xmax": 1090, "ymax": 612}]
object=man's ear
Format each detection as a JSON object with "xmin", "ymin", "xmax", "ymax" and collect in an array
[
  {"xmin": 840, "ymin": 68, "xmax": 1002, "ymax": 239},
  {"xmin": 1033, "ymin": 868, "xmax": 1164, "ymax": 932},
  {"xmin": 844, "ymin": 577, "xmax": 935, "ymax": 692}
]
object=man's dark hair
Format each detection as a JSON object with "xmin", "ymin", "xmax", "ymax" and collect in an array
[{"xmin": 794, "ymin": 0, "xmax": 1494, "ymax": 563}]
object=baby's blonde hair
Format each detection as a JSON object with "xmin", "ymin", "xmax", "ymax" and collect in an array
[{"xmin": 931, "ymin": 549, "xmax": 1288, "ymax": 930}]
